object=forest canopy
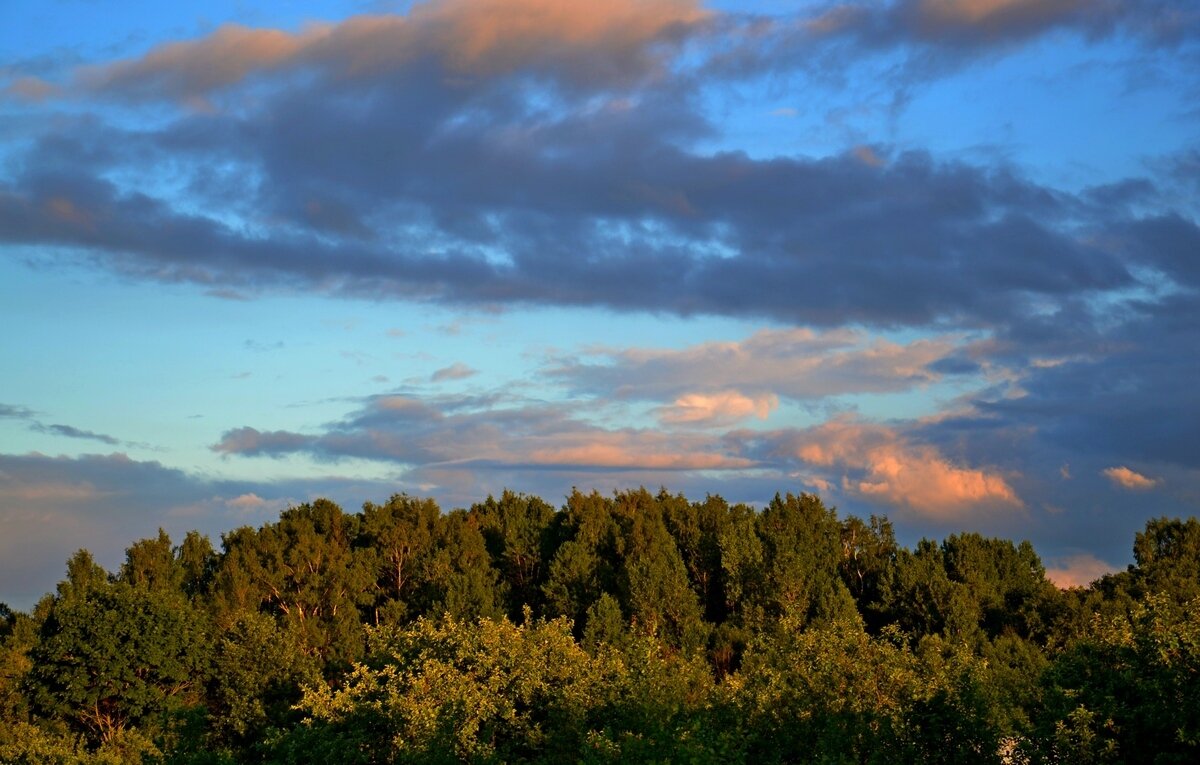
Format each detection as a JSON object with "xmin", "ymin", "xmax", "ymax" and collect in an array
[{"xmin": 2, "ymin": 488, "xmax": 1198, "ymax": 764}]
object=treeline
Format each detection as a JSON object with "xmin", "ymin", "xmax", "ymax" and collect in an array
[{"xmin": 1, "ymin": 489, "xmax": 1198, "ymax": 763}]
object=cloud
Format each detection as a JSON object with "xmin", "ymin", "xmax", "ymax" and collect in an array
[
  {"xmin": 800, "ymin": 0, "xmax": 1199, "ymax": 54},
  {"xmin": 6, "ymin": 0, "xmax": 1188, "ymax": 340},
  {"xmin": 71, "ymin": 0, "xmax": 710, "ymax": 104},
  {"xmin": 1, "ymin": 404, "xmax": 124, "ymax": 446},
  {"xmin": 211, "ymin": 427, "xmax": 315, "ymax": 456},
  {"xmin": 3, "ymin": 76, "xmax": 59, "ymax": 102},
  {"xmin": 431, "ymin": 362, "xmax": 478, "ymax": 381},
  {"xmin": 30, "ymin": 422, "xmax": 121, "ymax": 446},
  {"xmin": 548, "ymin": 327, "xmax": 966, "ymax": 403},
  {"xmin": 212, "ymin": 392, "xmax": 752, "ymax": 473},
  {"xmin": 1045, "ymin": 553, "xmax": 1117, "ymax": 589},
  {"xmin": 741, "ymin": 416, "xmax": 1023, "ymax": 519},
  {"xmin": 0, "ymin": 403, "xmax": 36, "ymax": 419},
  {"xmin": 1103, "ymin": 465, "xmax": 1160, "ymax": 490},
  {"xmin": 223, "ymin": 492, "xmax": 295, "ymax": 515},
  {"xmin": 657, "ymin": 390, "xmax": 778, "ymax": 426}
]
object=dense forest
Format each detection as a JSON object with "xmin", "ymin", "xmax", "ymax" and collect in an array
[{"xmin": 1, "ymin": 489, "xmax": 1197, "ymax": 764}]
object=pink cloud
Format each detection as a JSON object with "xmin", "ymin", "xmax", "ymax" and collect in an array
[
  {"xmin": 527, "ymin": 440, "xmax": 752, "ymax": 470},
  {"xmin": 658, "ymin": 390, "xmax": 778, "ymax": 426},
  {"xmin": 784, "ymin": 417, "xmax": 1022, "ymax": 518},
  {"xmin": 1102, "ymin": 465, "xmax": 1160, "ymax": 491},
  {"xmin": 916, "ymin": 0, "xmax": 1085, "ymax": 27},
  {"xmin": 1045, "ymin": 553, "xmax": 1117, "ymax": 589}
]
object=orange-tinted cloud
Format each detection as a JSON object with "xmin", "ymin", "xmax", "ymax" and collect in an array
[
  {"xmin": 1102, "ymin": 465, "xmax": 1160, "ymax": 490},
  {"xmin": 786, "ymin": 417, "xmax": 1022, "ymax": 518},
  {"xmin": 81, "ymin": 24, "xmax": 309, "ymax": 99},
  {"xmin": 76, "ymin": 0, "xmax": 709, "ymax": 102},
  {"xmin": 4, "ymin": 76, "xmax": 59, "ymax": 102},
  {"xmin": 658, "ymin": 390, "xmax": 778, "ymax": 426},
  {"xmin": 1044, "ymin": 553, "xmax": 1116, "ymax": 589}
]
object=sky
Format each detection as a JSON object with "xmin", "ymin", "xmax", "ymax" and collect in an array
[{"xmin": 1, "ymin": 0, "xmax": 1198, "ymax": 609}]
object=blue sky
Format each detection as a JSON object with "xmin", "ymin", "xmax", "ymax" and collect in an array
[{"xmin": 2, "ymin": 0, "xmax": 1198, "ymax": 608}]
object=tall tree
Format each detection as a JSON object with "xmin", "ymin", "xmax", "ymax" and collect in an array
[{"xmin": 470, "ymin": 490, "xmax": 557, "ymax": 618}]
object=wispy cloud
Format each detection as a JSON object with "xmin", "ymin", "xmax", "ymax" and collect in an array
[
  {"xmin": 30, "ymin": 422, "xmax": 121, "ymax": 446},
  {"xmin": 3, "ymin": 403, "xmax": 125, "ymax": 446},
  {"xmin": 0, "ymin": 403, "xmax": 37, "ymax": 419}
]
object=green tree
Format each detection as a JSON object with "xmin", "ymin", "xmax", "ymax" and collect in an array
[
  {"xmin": 1131, "ymin": 517, "xmax": 1200, "ymax": 603},
  {"xmin": 207, "ymin": 610, "xmax": 319, "ymax": 747},
  {"xmin": 358, "ymin": 494, "xmax": 441, "ymax": 624},
  {"xmin": 26, "ymin": 582, "xmax": 209, "ymax": 745},
  {"xmin": 470, "ymin": 490, "xmax": 557, "ymax": 619},
  {"xmin": 839, "ymin": 514, "xmax": 898, "ymax": 630},
  {"xmin": 119, "ymin": 529, "xmax": 183, "ymax": 593},
  {"xmin": 425, "ymin": 509, "xmax": 504, "ymax": 621},
  {"xmin": 215, "ymin": 499, "xmax": 373, "ymax": 664},
  {"xmin": 1033, "ymin": 595, "xmax": 1200, "ymax": 764},
  {"xmin": 752, "ymin": 493, "xmax": 857, "ymax": 630}
]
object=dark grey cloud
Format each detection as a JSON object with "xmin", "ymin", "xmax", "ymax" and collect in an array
[
  {"xmin": 2, "ymin": 2, "xmax": 1190, "ymax": 336},
  {"xmin": 0, "ymin": 130, "xmax": 1159, "ymax": 332},
  {"xmin": 0, "ymin": 403, "xmax": 124, "ymax": 446},
  {"xmin": 791, "ymin": 0, "xmax": 1200, "ymax": 60},
  {"xmin": 30, "ymin": 422, "xmax": 121, "ymax": 445},
  {"xmin": 0, "ymin": 403, "xmax": 36, "ymax": 419}
]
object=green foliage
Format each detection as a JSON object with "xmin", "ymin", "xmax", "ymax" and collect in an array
[
  {"xmin": 1033, "ymin": 595, "xmax": 1200, "ymax": 764},
  {"xmin": 292, "ymin": 614, "xmax": 619, "ymax": 763},
  {"xmin": 214, "ymin": 499, "xmax": 373, "ymax": 665},
  {"xmin": 10, "ymin": 490, "xmax": 1199, "ymax": 763},
  {"xmin": 26, "ymin": 581, "xmax": 209, "ymax": 745},
  {"xmin": 1132, "ymin": 517, "xmax": 1200, "ymax": 603},
  {"xmin": 470, "ymin": 490, "xmax": 557, "ymax": 618},
  {"xmin": 208, "ymin": 609, "xmax": 320, "ymax": 744},
  {"xmin": 751, "ymin": 493, "xmax": 858, "ymax": 630},
  {"xmin": 736, "ymin": 619, "xmax": 1001, "ymax": 764}
]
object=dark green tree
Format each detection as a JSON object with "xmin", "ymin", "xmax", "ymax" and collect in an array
[{"xmin": 26, "ymin": 581, "xmax": 209, "ymax": 745}]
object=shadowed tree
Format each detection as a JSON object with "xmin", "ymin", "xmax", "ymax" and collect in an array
[
  {"xmin": 839, "ymin": 514, "xmax": 898, "ymax": 631},
  {"xmin": 425, "ymin": 508, "xmax": 505, "ymax": 621},
  {"xmin": 358, "ymin": 493, "xmax": 441, "ymax": 624},
  {"xmin": 1131, "ymin": 517, "xmax": 1200, "ymax": 603},
  {"xmin": 469, "ymin": 490, "xmax": 557, "ymax": 619}
]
